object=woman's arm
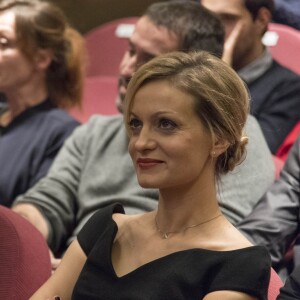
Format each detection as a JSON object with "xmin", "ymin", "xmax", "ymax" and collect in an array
[
  {"xmin": 30, "ymin": 240, "xmax": 86, "ymax": 300},
  {"xmin": 204, "ymin": 291, "xmax": 257, "ymax": 300}
]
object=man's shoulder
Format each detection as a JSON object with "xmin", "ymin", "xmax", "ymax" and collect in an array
[
  {"xmin": 264, "ymin": 60, "xmax": 300, "ymax": 82},
  {"xmin": 73, "ymin": 114, "xmax": 128, "ymax": 151},
  {"xmin": 248, "ymin": 60, "xmax": 300, "ymax": 95},
  {"xmin": 78, "ymin": 114, "xmax": 124, "ymax": 136},
  {"xmin": 86, "ymin": 114, "xmax": 123, "ymax": 127}
]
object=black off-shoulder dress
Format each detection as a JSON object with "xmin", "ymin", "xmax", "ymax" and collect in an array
[{"xmin": 72, "ymin": 204, "xmax": 271, "ymax": 300}]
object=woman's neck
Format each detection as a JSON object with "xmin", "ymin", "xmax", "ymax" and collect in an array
[
  {"xmin": 156, "ymin": 180, "xmax": 220, "ymax": 234},
  {"xmin": 2, "ymin": 83, "xmax": 48, "ymax": 125}
]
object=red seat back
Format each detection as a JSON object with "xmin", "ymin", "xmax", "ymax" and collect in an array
[
  {"xmin": 0, "ymin": 205, "xmax": 51, "ymax": 299},
  {"xmin": 264, "ymin": 23, "xmax": 300, "ymax": 75},
  {"xmin": 276, "ymin": 121, "xmax": 300, "ymax": 161},
  {"xmin": 69, "ymin": 76, "xmax": 119, "ymax": 123},
  {"xmin": 85, "ymin": 17, "xmax": 138, "ymax": 77},
  {"xmin": 268, "ymin": 268, "xmax": 283, "ymax": 300}
]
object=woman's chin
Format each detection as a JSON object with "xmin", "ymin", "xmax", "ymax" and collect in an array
[{"xmin": 138, "ymin": 180, "xmax": 158, "ymax": 189}]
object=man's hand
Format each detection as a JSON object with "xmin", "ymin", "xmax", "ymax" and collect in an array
[
  {"xmin": 12, "ymin": 203, "xmax": 49, "ymax": 240},
  {"xmin": 222, "ymin": 20, "xmax": 244, "ymax": 66}
]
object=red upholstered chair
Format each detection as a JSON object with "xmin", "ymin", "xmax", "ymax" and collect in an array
[
  {"xmin": 263, "ymin": 23, "xmax": 300, "ymax": 75},
  {"xmin": 276, "ymin": 121, "xmax": 300, "ymax": 161},
  {"xmin": 0, "ymin": 205, "xmax": 51, "ymax": 300},
  {"xmin": 69, "ymin": 75, "xmax": 119, "ymax": 123},
  {"xmin": 268, "ymin": 268, "xmax": 283, "ymax": 300},
  {"xmin": 85, "ymin": 17, "xmax": 138, "ymax": 77}
]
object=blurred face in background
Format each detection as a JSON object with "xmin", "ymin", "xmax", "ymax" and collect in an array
[
  {"xmin": 0, "ymin": 11, "xmax": 35, "ymax": 94},
  {"xmin": 201, "ymin": 0, "xmax": 267, "ymax": 70},
  {"xmin": 117, "ymin": 16, "xmax": 179, "ymax": 112}
]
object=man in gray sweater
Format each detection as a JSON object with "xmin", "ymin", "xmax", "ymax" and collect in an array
[{"xmin": 12, "ymin": 1, "xmax": 274, "ymax": 259}]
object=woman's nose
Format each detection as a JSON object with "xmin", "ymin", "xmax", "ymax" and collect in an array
[{"xmin": 134, "ymin": 128, "xmax": 156, "ymax": 152}]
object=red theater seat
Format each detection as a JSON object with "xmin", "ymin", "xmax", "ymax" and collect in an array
[
  {"xmin": 264, "ymin": 23, "xmax": 300, "ymax": 75},
  {"xmin": 268, "ymin": 268, "xmax": 283, "ymax": 300},
  {"xmin": 85, "ymin": 17, "xmax": 138, "ymax": 77},
  {"xmin": 69, "ymin": 76, "xmax": 119, "ymax": 123},
  {"xmin": 0, "ymin": 205, "xmax": 51, "ymax": 299}
]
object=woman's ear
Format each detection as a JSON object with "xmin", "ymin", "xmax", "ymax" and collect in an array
[
  {"xmin": 34, "ymin": 49, "xmax": 53, "ymax": 71},
  {"xmin": 211, "ymin": 138, "xmax": 230, "ymax": 158}
]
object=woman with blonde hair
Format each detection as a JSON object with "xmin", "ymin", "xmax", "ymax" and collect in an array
[
  {"xmin": 31, "ymin": 51, "xmax": 270, "ymax": 300},
  {"xmin": 0, "ymin": 0, "xmax": 86, "ymax": 206}
]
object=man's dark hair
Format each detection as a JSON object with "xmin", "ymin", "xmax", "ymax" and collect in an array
[
  {"xmin": 244, "ymin": 0, "xmax": 274, "ymax": 19},
  {"xmin": 144, "ymin": 0, "xmax": 224, "ymax": 58}
]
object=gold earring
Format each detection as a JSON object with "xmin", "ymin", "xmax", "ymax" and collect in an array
[{"xmin": 211, "ymin": 151, "xmax": 216, "ymax": 156}]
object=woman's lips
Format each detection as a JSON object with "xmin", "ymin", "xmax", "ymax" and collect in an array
[{"xmin": 136, "ymin": 158, "xmax": 163, "ymax": 169}]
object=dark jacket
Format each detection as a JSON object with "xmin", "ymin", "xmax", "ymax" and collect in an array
[
  {"xmin": 0, "ymin": 100, "xmax": 79, "ymax": 206},
  {"xmin": 248, "ymin": 60, "xmax": 300, "ymax": 154},
  {"xmin": 274, "ymin": 0, "xmax": 300, "ymax": 31},
  {"xmin": 277, "ymin": 264, "xmax": 300, "ymax": 299},
  {"xmin": 238, "ymin": 135, "xmax": 300, "ymax": 270}
]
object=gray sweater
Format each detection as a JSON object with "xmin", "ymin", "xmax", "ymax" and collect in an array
[{"xmin": 15, "ymin": 114, "xmax": 274, "ymax": 253}]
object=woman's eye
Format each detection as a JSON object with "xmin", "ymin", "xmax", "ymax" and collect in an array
[
  {"xmin": 128, "ymin": 118, "xmax": 142, "ymax": 131},
  {"xmin": 159, "ymin": 119, "xmax": 177, "ymax": 130}
]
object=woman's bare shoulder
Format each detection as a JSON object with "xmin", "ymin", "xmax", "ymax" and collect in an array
[{"xmin": 112, "ymin": 211, "xmax": 154, "ymax": 230}]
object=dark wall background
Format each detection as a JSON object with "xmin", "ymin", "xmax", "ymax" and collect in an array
[{"xmin": 50, "ymin": 0, "xmax": 163, "ymax": 34}]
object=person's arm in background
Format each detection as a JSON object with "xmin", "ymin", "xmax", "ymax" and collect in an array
[
  {"xmin": 13, "ymin": 203, "xmax": 50, "ymax": 240},
  {"xmin": 12, "ymin": 121, "xmax": 89, "ymax": 255},
  {"xmin": 237, "ymin": 136, "xmax": 300, "ymax": 269},
  {"xmin": 12, "ymin": 202, "xmax": 62, "ymax": 271}
]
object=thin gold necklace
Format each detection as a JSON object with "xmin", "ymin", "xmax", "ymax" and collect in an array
[{"xmin": 155, "ymin": 213, "xmax": 222, "ymax": 239}]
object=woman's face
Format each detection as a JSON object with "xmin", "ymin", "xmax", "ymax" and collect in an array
[
  {"xmin": 128, "ymin": 80, "xmax": 214, "ymax": 191},
  {"xmin": 0, "ymin": 11, "xmax": 36, "ymax": 93}
]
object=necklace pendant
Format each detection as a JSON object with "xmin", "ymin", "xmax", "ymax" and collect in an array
[{"xmin": 163, "ymin": 233, "xmax": 169, "ymax": 239}]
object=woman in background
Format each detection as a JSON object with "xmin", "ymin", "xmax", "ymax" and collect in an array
[
  {"xmin": 30, "ymin": 51, "xmax": 271, "ymax": 299},
  {"xmin": 0, "ymin": 0, "xmax": 86, "ymax": 206}
]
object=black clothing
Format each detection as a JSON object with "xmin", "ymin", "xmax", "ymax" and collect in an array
[
  {"xmin": 273, "ymin": 0, "xmax": 300, "ymax": 31},
  {"xmin": 277, "ymin": 265, "xmax": 300, "ymax": 299},
  {"xmin": 238, "ymin": 136, "xmax": 300, "ymax": 271},
  {"xmin": 249, "ymin": 60, "xmax": 300, "ymax": 154},
  {"xmin": 72, "ymin": 204, "xmax": 271, "ymax": 300}
]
